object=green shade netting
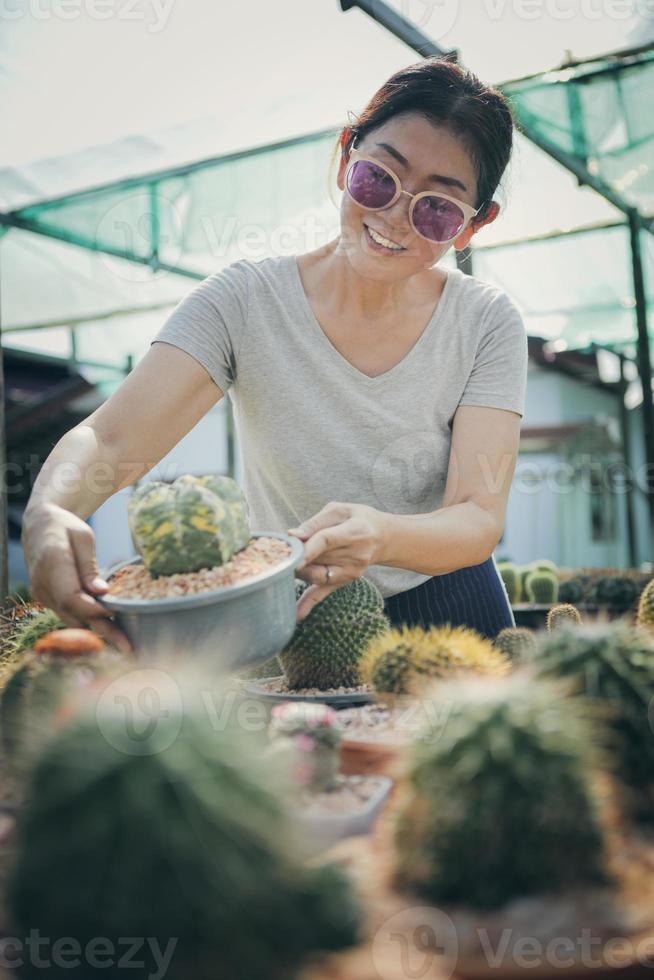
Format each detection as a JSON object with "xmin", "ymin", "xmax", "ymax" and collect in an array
[
  {"xmin": 1, "ymin": 45, "xmax": 652, "ymax": 366},
  {"xmin": 502, "ymin": 46, "xmax": 654, "ymax": 215},
  {"xmin": 475, "ymin": 224, "xmax": 654, "ymax": 353},
  {"xmin": 12, "ymin": 132, "xmax": 340, "ymax": 279}
]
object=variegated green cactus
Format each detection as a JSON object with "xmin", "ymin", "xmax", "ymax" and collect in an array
[{"xmin": 127, "ymin": 474, "xmax": 251, "ymax": 577}]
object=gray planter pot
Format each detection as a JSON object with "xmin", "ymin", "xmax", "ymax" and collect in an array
[
  {"xmin": 295, "ymin": 776, "xmax": 392, "ymax": 858},
  {"xmin": 98, "ymin": 532, "xmax": 304, "ymax": 671}
]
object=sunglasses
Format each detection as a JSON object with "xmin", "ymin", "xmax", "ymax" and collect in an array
[{"xmin": 344, "ymin": 150, "xmax": 484, "ymax": 245}]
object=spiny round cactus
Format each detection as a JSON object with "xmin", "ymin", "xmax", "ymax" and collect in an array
[
  {"xmin": 529, "ymin": 559, "xmax": 558, "ymax": 576},
  {"xmin": 393, "ymin": 673, "xmax": 611, "ymax": 910},
  {"xmin": 0, "ymin": 629, "xmax": 123, "ymax": 776},
  {"xmin": 8, "ymin": 680, "xmax": 360, "ymax": 980},
  {"xmin": 559, "ymin": 577, "xmax": 585, "ymax": 605},
  {"xmin": 360, "ymin": 624, "xmax": 509, "ymax": 698},
  {"xmin": 533, "ymin": 620, "xmax": 654, "ymax": 822},
  {"xmin": 637, "ymin": 579, "xmax": 654, "ymax": 631},
  {"xmin": 127, "ymin": 473, "xmax": 251, "ymax": 577},
  {"xmin": 269, "ymin": 702, "xmax": 342, "ymax": 792},
  {"xmin": 494, "ymin": 626, "xmax": 536, "ymax": 662},
  {"xmin": 359, "ymin": 626, "xmax": 429, "ymax": 696},
  {"xmin": 0, "ymin": 607, "xmax": 65, "ymax": 664},
  {"xmin": 592, "ymin": 576, "xmax": 638, "ymax": 611},
  {"xmin": 547, "ymin": 603, "xmax": 582, "ymax": 632},
  {"xmin": 524, "ymin": 569, "xmax": 559, "ymax": 604},
  {"xmin": 497, "ymin": 562, "xmax": 521, "ymax": 604},
  {"xmin": 279, "ymin": 578, "xmax": 389, "ymax": 690},
  {"xmin": 237, "ymin": 654, "xmax": 282, "ymax": 680}
]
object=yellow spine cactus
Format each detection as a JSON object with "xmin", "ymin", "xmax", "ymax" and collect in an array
[
  {"xmin": 360, "ymin": 624, "xmax": 509, "ymax": 698},
  {"xmin": 637, "ymin": 579, "xmax": 654, "ymax": 632}
]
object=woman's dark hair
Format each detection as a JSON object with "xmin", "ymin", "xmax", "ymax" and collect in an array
[{"xmin": 335, "ymin": 57, "xmax": 515, "ymax": 222}]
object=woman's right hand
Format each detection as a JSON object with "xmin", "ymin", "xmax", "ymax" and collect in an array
[{"xmin": 21, "ymin": 504, "xmax": 133, "ymax": 653}]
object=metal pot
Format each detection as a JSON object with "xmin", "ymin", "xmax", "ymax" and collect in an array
[{"xmin": 98, "ymin": 532, "xmax": 304, "ymax": 670}]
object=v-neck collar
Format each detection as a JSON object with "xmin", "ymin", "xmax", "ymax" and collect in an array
[{"xmin": 287, "ymin": 254, "xmax": 459, "ymax": 385}]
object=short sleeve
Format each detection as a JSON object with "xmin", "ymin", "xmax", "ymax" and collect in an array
[
  {"xmin": 458, "ymin": 290, "xmax": 528, "ymax": 418},
  {"xmin": 150, "ymin": 259, "xmax": 250, "ymax": 393}
]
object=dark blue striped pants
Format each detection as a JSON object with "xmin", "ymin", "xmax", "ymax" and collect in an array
[{"xmin": 382, "ymin": 556, "xmax": 514, "ymax": 641}]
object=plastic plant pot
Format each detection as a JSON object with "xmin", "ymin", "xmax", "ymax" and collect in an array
[
  {"xmin": 295, "ymin": 776, "xmax": 393, "ymax": 858},
  {"xmin": 98, "ymin": 532, "xmax": 304, "ymax": 671}
]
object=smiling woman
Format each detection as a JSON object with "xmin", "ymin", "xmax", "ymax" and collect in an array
[{"xmin": 21, "ymin": 57, "xmax": 528, "ymax": 645}]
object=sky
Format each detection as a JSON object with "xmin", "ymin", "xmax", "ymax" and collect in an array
[{"xmin": 1, "ymin": 0, "xmax": 652, "ymax": 171}]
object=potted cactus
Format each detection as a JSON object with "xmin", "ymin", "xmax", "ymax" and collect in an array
[
  {"xmin": 7, "ymin": 676, "xmax": 362, "ymax": 980},
  {"xmin": 268, "ymin": 701, "xmax": 392, "ymax": 855},
  {"xmin": 547, "ymin": 602, "xmax": 582, "ymax": 631},
  {"xmin": 0, "ymin": 628, "xmax": 125, "ymax": 786},
  {"xmin": 559, "ymin": 568, "xmax": 649, "ymax": 621},
  {"xmin": 244, "ymin": 578, "xmax": 390, "ymax": 703},
  {"xmin": 393, "ymin": 673, "xmax": 611, "ymax": 910},
  {"xmin": 493, "ymin": 626, "xmax": 537, "ymax": 662},
  {"xmin": 340, "ymin": 625, "xmax": 509, "ymax": 777},
  {"xmin": 532, "ymin": 619, "xmax": 654, "ymax": 824},
  {"xmin": 507, "ymin": 560, "xmax": 562, "ymax": 629},
  {"xmin": 637, "ymin": 578, "xmax": 654, "ymax": 632},
  {"xmin": 98, "ymin": 473, "xmax": 304, "ymax": 668}
]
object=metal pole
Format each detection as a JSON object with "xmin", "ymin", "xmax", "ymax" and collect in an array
[
  {"xmin": 339, "ymin": 0, "xmax": 456, "ymax": 59},
  {"xmin": 617, "ymin": 353, "xmax": 637, "ymax": 567},
  {"xmin": 628, "ymin": 209, "xmax": 654, "ymax": 562}
]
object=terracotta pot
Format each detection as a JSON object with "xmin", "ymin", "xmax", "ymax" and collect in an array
[{"xmin": 339, "ymin": 737, "xmax": 405, "ymax": 779}]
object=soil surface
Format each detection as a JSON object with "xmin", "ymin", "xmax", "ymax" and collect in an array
[
  {"xmin": 254, "ymin": 677, "xmax": 372, "ymax": 698},
  {"xmin": 337, "ymin": 701, "xmax": 433, "ymax": 744},
  {"xmin": 106, "ymin": 536, "xmax": 291, "ymax": 599}
]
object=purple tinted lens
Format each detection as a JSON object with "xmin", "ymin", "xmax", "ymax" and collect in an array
[
  {"xmin": 346, "ymin": 160, "xmax": 396, "ymax": 209},
  {"xmin": 413, "ymin": 195, "xmax": 465, "ymax": 242}
]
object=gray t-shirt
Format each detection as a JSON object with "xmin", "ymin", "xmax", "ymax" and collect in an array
[{"xmin": 151, "ymin": 254, "xmax": 528, "ymax": 598}]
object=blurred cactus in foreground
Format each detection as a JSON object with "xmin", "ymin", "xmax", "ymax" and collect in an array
[
  {"xmin": 394, "ymin": 674, "xmax": 610, "ymax": 910},
  {"xmin": 8, "ymin": 676, "xmax": 361, "ymax": 980}
]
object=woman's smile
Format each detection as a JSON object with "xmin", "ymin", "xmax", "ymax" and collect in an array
[{"xmin": 362, "ymin": 221, "xmax": 407, "ymax": 255}]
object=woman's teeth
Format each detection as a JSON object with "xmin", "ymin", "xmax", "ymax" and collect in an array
[{"xmin": 365, "ymin": 224, "xmax": 404, "ymax": 251}]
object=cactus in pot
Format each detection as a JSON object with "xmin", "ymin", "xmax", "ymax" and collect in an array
[
  {"xmin": 393, "ymin": 673, "xmax": 610, "ymax": 910},
  {"xmin": 497, "ymin": 562, "xmax": 521, "ymax": 604},
  {"xmin": 529, "ymin": 559, "xmax": 558, "ymax": 576},
  {"xmin": 547, "ymin": 603, "xmax": 582, "ymax": 631},
  {"xmin": 0, "ymin": 629, "xmax": 124, "ymax": 775},
  {"xmin": 360, "ymin": 624, "xmax": 509, "ymax": 698},
  {"xmin": 279, "ymin": 578, "xmax": 389, "ymax": 690},
  {"xmin": 8, "ymin": 677, "xmax": 361, "ymax": 980},
  {"xmin": 0, "ymin": 607, "xmax": 66, "ymax": 663},
  {"xmin": 269, "ymin": 702, "xmax": 342, "ymax": 792},
  {"xmin": 494, "ymin": 626, "xmax": 536, "ymax": 662},
  {"xmin": 637, "ymin": 579, "xmax": 654, "ymax": 631},
  {"xmin": 591, "ymin": 576, "xmax": 638, "ymax": 611},
  {"xmin": 524, "ymin": 569, "xmax": 559, "ymax": 604},
  {"xmin": 127, "ymin": 473, "xmax": 251, "ymax": 577},
  {"xmin": 559, "ymin": 577, "xmax": 586, "ymax": 605},
  {"xmin": 532, "ymin": 620, "xmax": 654, "ymax": 822}
]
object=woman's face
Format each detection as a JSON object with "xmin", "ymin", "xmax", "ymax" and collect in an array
[{"xmin": 335, "ymin": 111, "xmax": 491, "ymax": 282}]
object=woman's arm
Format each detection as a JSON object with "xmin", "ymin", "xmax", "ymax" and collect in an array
[{"xmin": 22, "ymin": 342, "xmax": 224, "ymax": 641}]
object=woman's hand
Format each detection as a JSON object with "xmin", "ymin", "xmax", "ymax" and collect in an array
[
  {"xmin": 287, "ymin": 501, "xmax": 389, "ymax": 622},
  {"xmin": 21, "ymin": 503, "xmax": 133, "ymax": 652}
]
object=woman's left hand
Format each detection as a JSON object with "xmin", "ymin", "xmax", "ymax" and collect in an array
[{"xmin": 287, "ymin": 501, "xmax": 389, "ymax": 622}]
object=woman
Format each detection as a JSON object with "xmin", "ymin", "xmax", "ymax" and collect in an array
[{"xmin": 21, "ymin": 57, "xmax": 527, "ymax": 651}]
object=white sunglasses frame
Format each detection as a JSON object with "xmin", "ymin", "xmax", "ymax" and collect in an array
[{"xmin": 344, "ymin": 149, "xmax": 484, "ymax": 245}]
